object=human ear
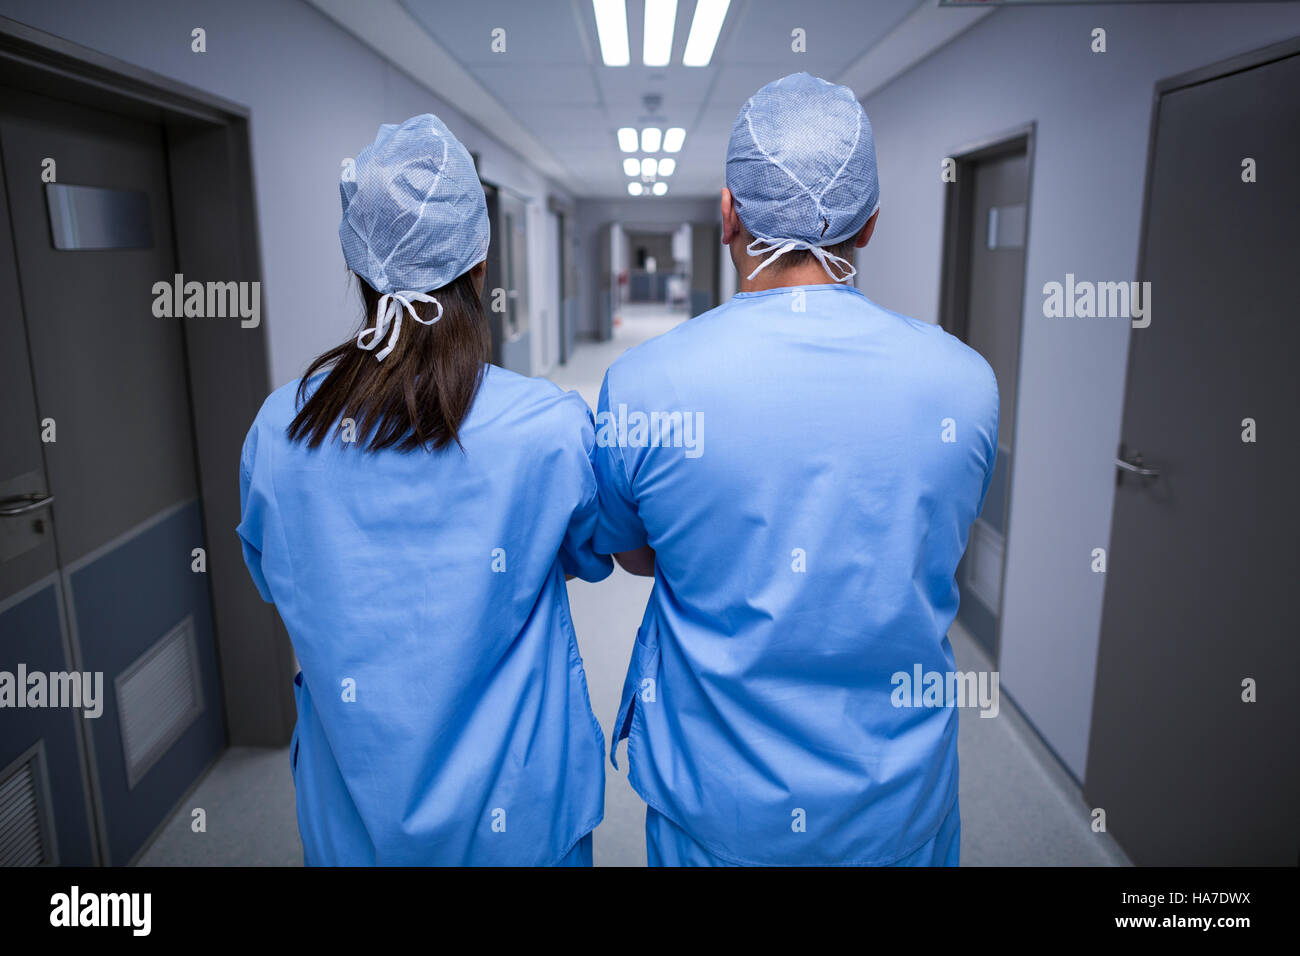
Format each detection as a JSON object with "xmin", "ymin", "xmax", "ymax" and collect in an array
[
  {"xmin": 721, "ymin": 188, "xmax": 741, "ymax": 244},
  {"xmin": 854, "ymin": 209, "xmax": 880, "ymax": 249}
]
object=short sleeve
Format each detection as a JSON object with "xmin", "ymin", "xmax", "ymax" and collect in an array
[
  {"xmin": 236, "ymin": 426, "xmax": 274, "ymax": 603},
  {"xmin": 977, "ymin": 361, "xmax": 993, "ymax": 515},
  {"xmin": 559, "ymin": 399, "xmax": 615, "ymax": 582},
  {"xmin": 593, "ymin": 372, "xmax": 649, "ymax": 555},
  {"xmin": 972, "ymin": 360, "xmax": 1001, "ymax": 518}
]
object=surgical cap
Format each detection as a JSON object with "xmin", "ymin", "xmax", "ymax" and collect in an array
[
  {"xmin": 339, "ymin": 113, "xmax": 488, "ymax": 360},
  {"xmin": 726, "ymin": 73, "xmax": 880, "ymax": 282}
]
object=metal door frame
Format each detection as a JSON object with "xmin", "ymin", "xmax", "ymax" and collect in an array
[
  {"xmin": 548, "ymin": 193, "xmax": 576, "ymax": 366},
  {"xmin": 937, "ymin": 122, "xmax": 1036, "ymax": 664}
]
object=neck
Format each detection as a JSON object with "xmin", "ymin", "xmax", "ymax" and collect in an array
[{"xmin": 732, "ymin": 245, "xmax": 855, "ymax": 293}]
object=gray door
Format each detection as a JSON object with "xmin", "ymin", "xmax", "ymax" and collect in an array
[
  {"xmin": 0, "ymin": 139, "xmax": 96, "ymax": 866},
  {"xmin": 0, "ymin": 89, "xmax": 225, "ymax": 865},
  {"xmin": 482, "ymin": 186, "xmax": 531, "ymax": 374},
  {"xmin": 1084, "ymin": 49, "xmax": 1300, "ymax": 865},
  {"xmin": 949, "ymin": 144, "xmax": 1029, "ymax": 659},
  {"xmin": 557, "ymin": 209, "xmax": 582, "ymax": 367}
]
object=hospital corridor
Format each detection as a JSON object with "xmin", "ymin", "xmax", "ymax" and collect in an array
[{"xmin": 0, "ymin": 0, "xmax": 1297, "ymax": 933}]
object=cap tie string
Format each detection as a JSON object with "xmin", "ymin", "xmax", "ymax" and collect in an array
[
  {"xmin": 356, "ymin": 290, "xmax": 443, "ymax": 362},
  {"xmin": 745, "ymin": 236, "xmax": 857, "ymax": 283}
]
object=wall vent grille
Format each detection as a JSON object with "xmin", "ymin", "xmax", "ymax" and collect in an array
[
  {"xmin": 0, "ymin": 743, "xmax": 57, "ymax": 866},
  {"xmin": 116, "ymin": 616, "xmax": 204, "ymax": 789}
]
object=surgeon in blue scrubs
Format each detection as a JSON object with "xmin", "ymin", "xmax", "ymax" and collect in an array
[
  {"xmin": 238, "ymin": 114, "xmax": 612, "ymax": 865},
  {"xmin": 594, "ymin": 74, "xmax": 999, "ymax": 866}
]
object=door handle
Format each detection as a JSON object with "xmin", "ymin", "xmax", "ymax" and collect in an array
[
  {"xmin": 0, "ymin": 493, "xmax": 55, "ymax": 516},
  {"xmin": 1114, "ymin": 455, "xmax": 1160, "ymax": 479}
]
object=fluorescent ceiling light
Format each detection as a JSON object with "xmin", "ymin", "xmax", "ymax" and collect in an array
[
  {"xmin": 641, "ymin": 127, "xmax": 662, "ymax": 152},
  {"xmin": 643, "ymin": 0, "xmax": 677, "ymax": 67},
  {"xmin": 628, "ymin": 181, "xmax": 644, "ymax": 196},
  {"xmin": 662, "ymin": 127, "xmax": 685, "ymax": 152},
  {"xmin": 658, "ymin": 158, "xmax": 676, "ymax": 177},
  {"xmin": 682, "ymin": 0, "xmax": 729, "ymax": 67},
  {"xmin": 617, "ymin": 127, "xmax": 638, "ymax": 152},
  {"xmin": 593, "ymin": 0, "xmax": 630, "ymax": 66},
  {"xmin": 641, "ymin": 157, "xmax": 658, "ymax": 177},
  {"xmin": 653, "ymin": 181, "xmax": 668, "ymax": 196},
  {"xmin": 623, "ymin": 158, "xmax": 640, "ymax": 176}
]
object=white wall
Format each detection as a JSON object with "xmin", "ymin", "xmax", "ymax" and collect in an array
[
  {"xmin": 0, "ymin": 0, "xmax": 570, "ymax": 387},
  {"xmin": 857, "ymin": 2, "xmax": 1300, "ymax": 778}
]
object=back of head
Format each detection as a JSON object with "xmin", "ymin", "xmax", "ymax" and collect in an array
[
  {"xmin": 290, "ymin": 114, "xmax": 491, "ymax": 453},
  {"xmin": 726, "ymin": 72, "xmax": 880, "ymax": 282},
  {"xmin": 339, "ymin": 113, "xmax": 488, "ymax": 297}
]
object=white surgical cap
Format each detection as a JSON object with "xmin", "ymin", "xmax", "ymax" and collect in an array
[
  {"xmin": 726, "ymin": 73, "xmax": 880, "ymax": 283},
  {"xmin": 339, "ymin": 114, "xmax": 489, "ymax": 360}
]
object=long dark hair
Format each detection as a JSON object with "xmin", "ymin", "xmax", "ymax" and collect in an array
[{"xmin": 287, "ymin": 271, "xmax": 490, "ymax": 452}]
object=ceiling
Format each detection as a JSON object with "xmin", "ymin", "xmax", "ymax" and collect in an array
[
  {"xmin": 400, "ymin": 0, "xmax": 924, "ymax": 197},
  {"xmin": 319, "ymin": 0, "xmax": 992, "ymax": 199}
]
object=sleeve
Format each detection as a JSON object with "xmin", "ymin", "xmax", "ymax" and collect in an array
[
  {"xmin": 559, "ymin": 398, "xmax": 616, "ymax": 583},
  {"xmin": 972, "ymin": 360, "xmax": 1001, "ymax": 518},
  {"xmin": 592, "ymin": 372, "xmax": 650, "ymax": 555},
  {"xmin": 236, "ymin": 426, "xmax": 274, "ymax": 603}
]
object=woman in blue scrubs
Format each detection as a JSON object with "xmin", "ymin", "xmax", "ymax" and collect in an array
[{"xmin": 237, "ymin": 114, "xmax": 612, "ymax": 865}]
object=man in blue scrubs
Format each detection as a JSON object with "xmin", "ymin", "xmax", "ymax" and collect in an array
[{"xmin": 593, "ymin": 73, "xmax": 999, "ymax": 866}]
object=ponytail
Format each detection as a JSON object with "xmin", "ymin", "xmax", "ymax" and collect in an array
[{"xmin": 287, "ymin": 272, "xmax": 490, "ymax": 452}]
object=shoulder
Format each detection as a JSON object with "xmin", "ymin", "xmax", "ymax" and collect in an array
[
  {"xmin": 604, "ymin": 301, "xmax": 736, "ymax": 393},
  {"xmin": 241, "ymin": 377, "xmax": 308, "ymax": 467},
  {"xmin": 259, "ymin": 377, "xmax": 310, "ymax": 422},
  {"xmin": 475, "ymin": 365, "xmax": 594, "ymax": 439},
  {"xmin": 930, "ymin": 325, "xmax": 998, "ymax": 401},
  {"xmin": 869, "ymin": 299, "xmax": 998, "ymax": 398},
  {"xmin": 481, "ymin": 364, "xmax": 589, "ymax": 416}
]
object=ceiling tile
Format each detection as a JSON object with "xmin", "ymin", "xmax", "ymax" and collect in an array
[
  {"xmin": 474, "ymin": 65, "xmax": 603, "ymax": 105},
  {"xmin": 399, "ymin": 0, "xmax": 930, "ymax": 198},
  {"xmin": 402, "ymin": 0, "xmax": 592, "ymax": 65}
]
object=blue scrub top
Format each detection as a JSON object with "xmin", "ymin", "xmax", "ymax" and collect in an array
[
  {"xmin": 594, "ymin": 284, "xmax": 998, "ymax": 866},
  {"xmin": 238, "ymin": 365, "xmax": 612, "ymax": 865}
]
